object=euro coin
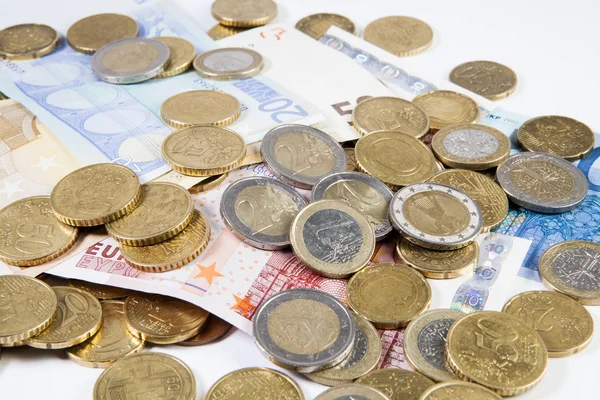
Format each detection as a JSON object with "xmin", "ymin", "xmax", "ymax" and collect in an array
[
  {"xmin": 352, "ymin": 97, "xmax": 430, "ymax": 138},
  {"xmin": 206, "ymin": 367, "xmax": 303, "ymax": 400},
  {"xmin": 364, "ymin": 16, "xmax": 433, "ymax": 57},
  {"xmin": 177, "ymin": 314, "xmax": 233, "ymax": 346},
  {"xmin": 356, "ymin": 368, "xmax": 435, "ymax": 400},
  {"xmin": 68, "ymin": 279, "xmax": 131, "ymax": 300},
  {"xmin": 419, "ymin": 381, "xmax": 503, "ymax": 400},
  {"xmin": 296, "ymin": 13, "xmax": 356, "ymax": 40},
  {"xmin": 207, "ymin": 24, "xmax": 249, "ymax": 40},
  {"xmin": 67, "ymin": 13, "xmax": 139, "ymax": 54},
  {"xmin": 412, "ymin": 90, "xmax": 480, "ymax": 132},
  {"xmin": 193, "ymin": 47, "xmax": 264, "ymax": 80},
  {"xmin": 211, "ymin": 0, "xmax": 278, "ymax": 27},
  {"xmin": 188, "ymin": 173, "xmax": 229, "ymax": 194},
  {"xmin": 154, "ymin": 36, "xmax": 196, "ymax": 78},
  {"xmin": 345, "ymin": 147, "xmax": 358, "ymax": 171},
  {"xmin": 161, "ymin": 90, "xmax": 241, "ymax": 128},
  {"xmin": 450, "ymin": 61, "xmax": 517, "ymax": 100},
  {"xmin": 315, "ymin": 384, "xmax": 390, "ymax": 400},
  {"xmin": 0, "ymin": 24, "xmax": 59, "ymax": 60}
]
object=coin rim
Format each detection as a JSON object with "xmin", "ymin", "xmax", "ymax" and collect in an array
[
  {"xmin": 193, "ymin": 47, "xmax": 265, "ymax": 80},
  {"xmin": 154, "ymin": 36, "xmax": 196, "ymax": 78},
  {"xmin": 352, "ymin": 96, "xmax": 430, "ymax": 138},
  {"xmin": 176, "ymin": 314, "xmax": 233, "ymax": 346},
  {"xmin": 0, "ymin": 23, "xmax": 60, "ymax": 60}
]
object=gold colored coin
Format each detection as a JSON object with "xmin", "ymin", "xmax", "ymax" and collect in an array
[
  {"xmin": 355, "ymin": 131, "xmax": 436, "ymax": 190},
  {"xmin": 154, "ymin": 36, "xmax": 196, "ymax": 78},
  {"xmin": 356, "ymin": 368, "xmax": 435, "ymax": 400},
  {"xmin": 177, "ymin": 314, "xmax": 233, "ymax": 346},
  {"xmin": 412, "ymin": 90, "xmax": 480, "ymax": 132},
  {"xmin": 450, "ymin": 61, "xmax": 517, "ymax": 100},
  {"xmin": 446, "ymin": 311, "xmax": 547, "ymax": 396},
  {"xmin": 161, "ymin": 90, "xmax": 241, "ymax": 129},
  {"xmin": 396, "ymin": 239, "xmax": 478, "ymax": 279},
  {"xmin": 364, "ymin": 16, "xmax": 433, "ymax": 57},
  {"xmin": 68, "ymin": 279, "xmax": 131, "ymax": 300},
  {"xmin": 207, "ymin": 24, "xmax": 249, "ymax": 40},
  {"xmin": 296, "ymin": 13, "xmax": 356, "ymax": 40},
  {"xmin": 27, "ymin": 286, "xmax": 102, "ymax": 349},
  {"xmin": 188, "ymin": 173, "xmax": 229, "ymax": 194},
  {"xmin": 1, "ymin": 340, "xmax": 25, "ymax": 347},
  {"xmin": 347, "ymin": 263, "xmax": 431, "ymax": 329},
  {"xmin": 0, "ymin": 196, "xmax": 79, "ymax": 266},
  {"xmin": 517, "ymin": 115, "xmax": 595, "ymax": 161},
  {"xmin": 94, "ymin": 353, "xmax": 196, "ymax": 400},
  {"xmin": 120, "ymin": 210, "xmax": 210, "ymax": 272},
  {"xmin": 316, "ymin": 384, "xmax": 390, "ymax": 400},
  {"xmin": 211, "ymin": 0, "xmax": 278, "ymax": 27},
  {"xmin": 429, "ymin": 169, "xmax": 509, "ymax": 231},
  {"xmin": 66, "ymin": 300, "xmax": 144, "ymax": 368},
  {"xmin": 51, "ymin": 164, "xmax": 142, "ymax": 227},
  {"xmin": 0, "ymin": 24, "xmax": 59, "ymax": 60},
  {"xmin": 0, "ymin": 276, "xmax": 57, "ymax": 345},
  {"xmin": 162, "ymin": 125, "xmax": 246, "ymax": 176},
  {"xmin": 206, "ymin": 367, "xmax": 303, "ymax": 400},
  {"xmin": 419, "ymin": 381, "xmax": 503, "ymax": 400},
  {"xmin": 502, "ymin": 290, "xmax": 593, "ymax": 357},
  {"xmin": 353, "ymin": 97, "xmax": 430, "ymax": 138},
  {"xmin": 539, "ymin": 241, "xmax": 600, "ymax": 305},
  {"xmin": 106, "ymin": 182, "xmax": 194, "ymax": 246},
  {"xmin": 67, "ymin": 13, "xmax": 139, "ymax": 54},
  {"xmin": 431, "ymin": 124, "xmax": 510, "ymax": 170}
]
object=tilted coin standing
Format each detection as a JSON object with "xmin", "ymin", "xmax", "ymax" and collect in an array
[
  {"xmin": 188, "ymin": 173, "xmax": 230, "ymax": 194},
  {"xmin": 207, "ymin": 24, "xmax": 249, "ymax": 40},
  {"xmin": 403, "ymin": 309, "xmax": 465, "ymax": 382},
  {"xmin": 450, "ymin": 60, "xmax": 517, "ymax": 100},
  {"xmin": 94, "ymin": 353, "xmax": 195, "ymax": 400},
  {"xmin": 106, "ymin": 182, "xmax": 194, "ymax": 246},
  {"xmin": 431, "ymin": 124, "xmax": 510, "ymax": 170},
  {"xmin": 315, "ymin": 384, "xmax": 390, "ymax": 400},
  {"xmin": 347, "ymin": 263, "xmax": 431, "ymax": 329},
  {"xmin": 51, "ymin": 164, "xmax": 142, "ymax": 227},
  {"xmin": 446, "ymin": 311, "xmax": 548, "ymax": 396},
  {"xmin": 0, "ymin": 196, "xmax": 79, "ymax": 266},
  {"xmin": 68, "ymin": 279, "xmax": 130, "ymax": 300},
  {"xmin": 194, "ymin": 47, "xmax": 264, "ymax": 80},
  {"xmin": 364, "ymin": 16, "xmax": 433, "ymax": 57},
  {"xmin": 419, "ymin": 381, "xmax": 503, "ymax": 400},
  {"xmin": 355, "ymin": 368, "xmax": 435, "ymax": 400},
  {"xmin": 352, "ymin": 97, "xmax": 430, "ymax": 138},
  {"xmin": 0, "ymin": 276, "xmax": 57, "ymax": 345},
  {"xmin": 211, "ymin": 0, "xmax": 278, "ymax": 27},
  {"xmin": 355, "ymin": 131, "xmax": 437, "ymax": 190},
  {"xmin": 290, "ymin": 200, "xmax": 375, "ymax": 278},
  {"xmin": 502, "ymin": 290, "xmax": 593, "ymax": 357},
  {"xmin": 177, "ymin": 314, "xmax": 233, "ymax": 346},
  {"xmin": 253, "ymin": 288, "xmax": 356, "ymax": 372},
  {"xmin": 517, "ymin": 115, "xmax": 595, "ymax": 161},
  {"xmin": 311, "ymin": 172, "xmax": 394, "ymax": 241},
  {"xmin": 261, "ymin": 124, "xmax": 347, "ymax": 188},
  {"xmin": 296, "ymin": 13, "xmax": 356, "ymax": 40},
  {"xmin": 205, "ymin": 367, "xmax": 303, "ymax": 400},
  {"xmin": 161, "ymin": 90, "xmax": 241, "ymax": 128},
  {"xmin": 389, "ymin": 183, "xmax": 483, "ymax": 250},
  {"xmin": 0, "ymin": 24, "xmax": 59, "ymax": 60},
  {"xmin": 496, "ymin": 152, "xmax": 588, "ymax": 213},
  {"xmin": 412, "ymin": 90, "xmax": 480, "ymax": 132},
  {"xmin": 220, "ymin": 176, "xmax": 307, "ymax": 250},
  {"xmin": 67, "ymin": 13, "xmax": 139, "ymax": 54},
  {"xmin": 154, "ymin": 36, "xmax": 196, "ymax": 78}
]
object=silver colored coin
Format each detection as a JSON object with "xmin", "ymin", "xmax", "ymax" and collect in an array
[
  {"xmin": 193, "ymin": 47, "xmax": 264, "ymax": 80},
  {"xmin": 496, "ymin": 152, "xmax": 588, "ymax": 213},
  {"xmin": 220, "ymin": 176, "xmax": 307, "ymax": 250},
  {"xmin": 315, "ymin": 384, "xmax": 390, "ymax": 400},
  {"xmin": 311, "ymin": 172, "xmax": 393, "ymax": 241},
  {"xmin": 253, "ymin": 288, "xmax": 355, "ymax": 373},
  {"xmin": 261, "ymin": 124, "xmax": 347, "ymax": 189},
  {"xmin": 92, "ymin": 38, "xmax": 170, "ymax": 84}
]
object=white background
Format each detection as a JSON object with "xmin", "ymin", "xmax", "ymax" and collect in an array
[{"xmin": 1, "ymin": 0, "xmax": 600, "ymax": 399}]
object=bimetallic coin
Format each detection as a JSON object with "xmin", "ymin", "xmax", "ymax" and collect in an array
[
  {"xmin": 364, "ymin": 16, "xmax": 433, "ymax": 57},
  {"xmin": 221, "ymin": 177, "xmax": 307, "ymax": 250},
  {"xmin": 352, "ymin": 97, "xmax": 430, "ymax": 138},
  {"xmin": 412, "ymin": 90, "xmax": 480, "ymax": 132},
  {"xmin": 177, "ymin": 315, "xmax": 233, "ymax": 346},
  {"xmin": 296, "ymin": 13, "xmax": 356, "ymax": 40},
  {"xmin": 0, "ymin": 24, "xmax": 59, "ymax": 60},
  {"xmin": 161, "ymin": 90, "xmax": 241, "ymax": 128},
  {"xmin": 446, "ymin": 311, "xmax": 547, "ymax": 396},
  {"xmin": 539, "ymin": 241, "xmax": 600, "ymax": 305},
  {"xmin": 403, "ymin": 309, "xmax": 465, "ymax": 382},
  {"xmin": 94, "ymin": 353, "xmax": 195, "ymax": 400},
  {"xmin": 0, "ymin": 196, "xmax": 79, "ymax": 266},
  {"xmin": 430, "ymin": 169, "xmax": 509, "ymax": 231},
  {"xmin": 27, "ymin": 286, "xmax": 102, "ymax": 349},
  {"xmin": 419, "ymin": 381, "xmax": 503, "ymax": 400},
  {"xmin": 253, "ymin": 288, "xmax": 355, "ymax": 372},
  {"xmin": 207, "ymin": 24, "xmax": 249, "ymax": 40},
  {"xmin": 347, "ymin": 263, "xmax": 431, "ymax": 329},
  {"xmin": 205, "ymin": 367, "xmax": 303, "ymax": 400},
  {"xmin": 290, "ymin": 200, "xmax": 375, "ymax": 278},
  {"xmin": 503, "ymin": 290, "xmax": 593, "ymax": 357},
  {"xmin": 517, "ymin": 115, "xmax": 595, "ymax": 161},
  {"xmin": 106, "ymin": 182, "xmax": 194, "ymax": 246},
  {"xmin": 496, "ymin": 152, "xmax": 588, "ymax": 213},
  {"xmin": 261, "ymin": 124, "xmax": 347, "ymax": 189},
  {"xmin": 431, "ymin": 124, "xmax": 510, "ymax": 170},
  {"xmin": 390, "ymin": 183, "xmax": 482, "ymax": 250},
  {"xmin": 154, "ymin": 36, "xmax": 196, "ymax": 78},
  {"xmin": 194, "ymin": 47, "xmax": 264, "ymax": 80},
  {"xmin": 315, "ymin": 384, "xmax": 390, "ymax": 400},
  {"xmin": 67, "ymin": 13, "xmax": 139, "ymax": 54},
  {"xmin": 311, "ymin": 172, "xmax": 394, "ymax": 241},
  {"xmin": 396, "ymin": 239, "xmax": 479, "ymax": 279},
  {"xmin": 51, "ymin": 164, "xmax": 142, "ymax": 227},
  {"xmin": 450, "ymin": 61, "xmax": 517, "ymax": 100},
  {"xmin": 66, "ymin": 301, "xmax": 144, "ymax": 368},
  {"xmin": 211, "ymin": 0, "xmax": 278, "ymax": 27},
  {"xmin": 356, "ymin": 368, "xmax": 435, "ymax": 400},
  {"xmin": 355, "ymin": 131, "xmax": 437, "ymax": 190},
  {"xmin": 68, "ymin": 279, "xmax": 130, "ymax": 300},
  {"xmin": 92, "ymin": 38, "xmax": 170, "ymax": 84},
  {"xmin": 0, "ymin": 276, "xmax": 57, "ymax": 345}
]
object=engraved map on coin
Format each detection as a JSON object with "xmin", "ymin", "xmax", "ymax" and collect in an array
[
  {"xmin": 274, "ymin": 133, "xmax": 335, "ymax": 176},
  {"xmin": 352, "ymin": 97, "xmax": 429, "ymax": 138},
  {"xmin": 323, "ymin": 181, "xmax": 388, "ymax": 229},
  {"xmin": 303, "ymin": 209, "xmax": 363, "ymax": 263},
  {"xmin": 102, "ymin": 42, "xmax": 159, "ymax": 73},
  {"xmin": 511, "ymin": 160, "xmax": 575, "ymax": 200},
  {"xmin": 236, "ymin": 185, "xmax": 300, "ymax": 236},
  {"xmin": 450, "ymin": 60, "xmax": 517, "ymax": 100}
]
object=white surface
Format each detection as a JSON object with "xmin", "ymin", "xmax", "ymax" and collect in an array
[{"xmin": 1, "ymin": 0, "xmax": 600, "ymax": 399}]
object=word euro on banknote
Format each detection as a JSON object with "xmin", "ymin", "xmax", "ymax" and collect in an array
[{"xmin": 0, "ymin": 0, "xmax": 321, "ymax": 183}]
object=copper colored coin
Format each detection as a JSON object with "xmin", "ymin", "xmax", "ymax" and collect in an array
[{"xmin": 176, "ymin": 315, "xmax": 233, "ymax": 346}]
